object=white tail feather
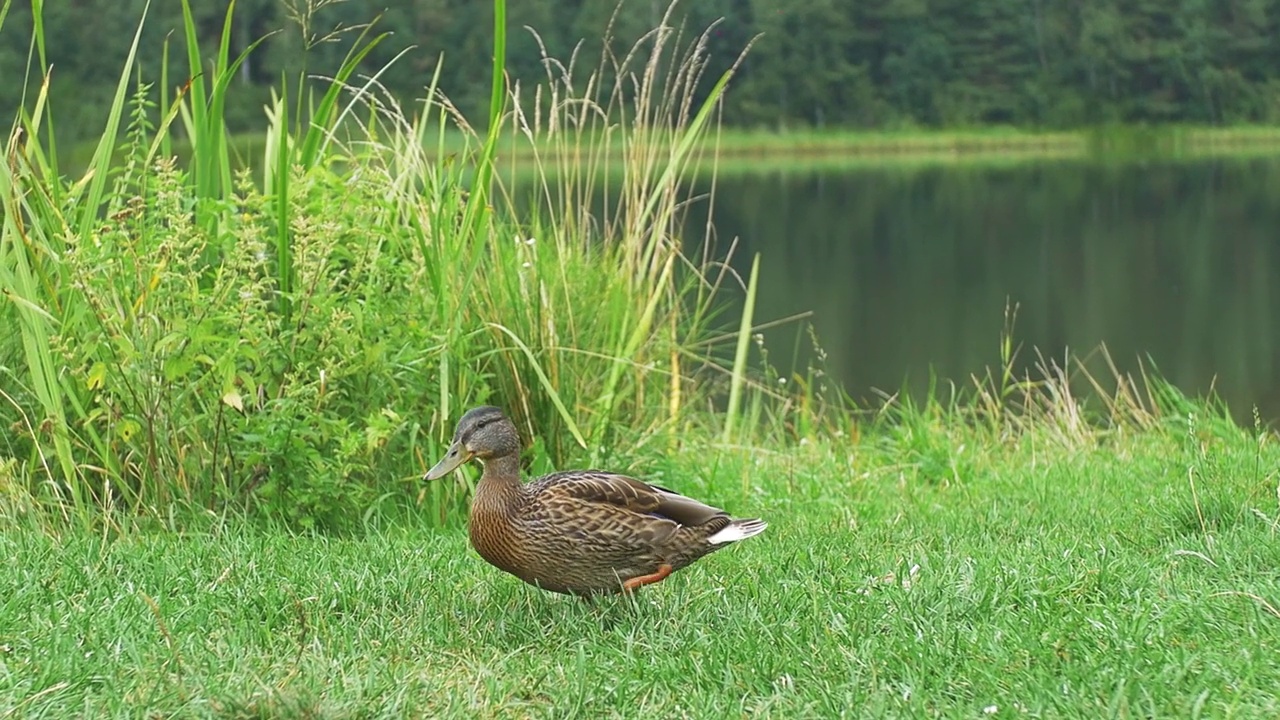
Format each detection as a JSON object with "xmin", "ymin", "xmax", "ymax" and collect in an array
[{"xmin": 707, "ymin": 519, "xmax": 768, "ymax": 545}]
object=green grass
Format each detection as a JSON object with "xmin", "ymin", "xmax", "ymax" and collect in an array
[
  {"xmin": 61, "ymin": 123, "xmax": 1280, "ymax": 181},
  {"xmin": 417, "ymin": 123, "xmax": 1280, "ymax": 163},
  {"xmin": 501, "ymin": 123, "xmax": 1280, "ymax": 170},
  {"xmin": 4, "ymin": 408, "xmax": 1280, "ymax": 717}
]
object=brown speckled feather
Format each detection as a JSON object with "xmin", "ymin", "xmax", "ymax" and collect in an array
[{"xmin": 529, "ymin": 470, "xmax": 728, "ymax": 525}]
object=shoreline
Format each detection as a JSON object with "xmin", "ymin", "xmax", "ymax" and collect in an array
[
  {"xmin": 67, "ymin": 125, "xmax": 1280, "ymax": 178},
  {"xmin": 486, "ymin": 125, "xmax": 1280, "ymax": 165}
]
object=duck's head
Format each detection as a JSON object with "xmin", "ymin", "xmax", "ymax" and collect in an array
[{"xmin": 423, "ymin": 405, "xmax": 521, "ymax": 480}]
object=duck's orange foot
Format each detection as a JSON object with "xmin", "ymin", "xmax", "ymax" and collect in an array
[{"xmin": 621, "ymin": 564, "xmax": 674, "ymax": 593}]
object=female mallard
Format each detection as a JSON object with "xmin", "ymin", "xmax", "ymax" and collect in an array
[{"xmin": 424, "ymin": 405, "xmax": 767, "ymax": 597}]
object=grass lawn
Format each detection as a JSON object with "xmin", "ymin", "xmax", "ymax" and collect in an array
[{"xmin": 4, "ymin": 413, "xmax": 1279, "ymax": 718}]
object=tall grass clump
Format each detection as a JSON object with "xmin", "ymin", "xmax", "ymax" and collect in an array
[
  {"xmin": 0, "ymin": 0, "xmax": 755, "ymax": 531},
  {"xmin": 479, "ymin": 3, "xmax": 761, "ymax": 456}
]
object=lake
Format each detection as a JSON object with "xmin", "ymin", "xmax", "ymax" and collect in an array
[{"xmin": 682, "ymin": 156, "xmax": 1280, "ymax": 424}]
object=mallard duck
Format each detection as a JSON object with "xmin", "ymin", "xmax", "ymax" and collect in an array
[{"xmin": 424, "ymin": 405, "xmax": 767, "ymax": 597}]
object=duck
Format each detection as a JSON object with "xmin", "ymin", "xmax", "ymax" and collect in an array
[{"xmin": 423, "ymin": 405, "xmax": 767, "ymax": 597}]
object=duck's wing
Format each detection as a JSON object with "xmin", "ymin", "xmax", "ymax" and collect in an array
[
  {"xmin": 530, "ymin": 470, "xmax": 729, "ymax": 525},
  {"xmin": 519, "ymin": 470, "xmax": 728, "ymax": 549}
]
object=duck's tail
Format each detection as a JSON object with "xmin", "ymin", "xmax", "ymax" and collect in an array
[{"xmin": 707, "ymin": 518, "xmax": 768, "ymax": 545}]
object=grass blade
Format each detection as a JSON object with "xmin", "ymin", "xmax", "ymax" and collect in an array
[
  {"xmin": 723, "ymin": 253, "xmax": 760, "ymax": 444},
  {"xmin": 73, "ymin": 0, "xmax": 151, "ymax": 233},
  {"xmin": 486, "ymin": 323, "xmax": 587, "ymax": 450}
]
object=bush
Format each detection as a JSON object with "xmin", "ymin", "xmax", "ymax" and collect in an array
[{"xmin": 0, "ymin": 0, "xmax": 751, "ymax": 531}]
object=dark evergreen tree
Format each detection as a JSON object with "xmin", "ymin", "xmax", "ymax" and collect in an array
[{"xmin": 6, "ymin": 0, "xmax": 1280, "ymax": 140}]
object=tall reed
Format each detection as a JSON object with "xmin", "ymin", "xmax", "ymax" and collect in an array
[{"xmin": 0, "ymin": 0, "xmax": 761, "ymax": 530}]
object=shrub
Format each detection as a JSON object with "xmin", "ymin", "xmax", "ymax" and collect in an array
[{"xmin": 0, "ymin": 0, "xmax": 751, "ymax": 531}]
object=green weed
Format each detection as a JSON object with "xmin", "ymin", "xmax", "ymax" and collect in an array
[{"xmin": 0, "ymin": 0, "xmax": 769, "ymax": 531}]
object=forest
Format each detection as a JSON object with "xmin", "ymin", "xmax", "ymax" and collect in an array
[{"xmin": 2, "ymin": 0, "xmax": 1280, "ymax": 140}]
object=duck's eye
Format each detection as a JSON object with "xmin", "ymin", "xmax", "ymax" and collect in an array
[{"xmin": 475, "ymin": 420, "xmax": 489, "ymax": 430}]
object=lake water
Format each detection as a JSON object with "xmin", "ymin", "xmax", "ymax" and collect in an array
[{"xmin": 683, "ymin": 156, "xmax": 1280, "ymax": 423}]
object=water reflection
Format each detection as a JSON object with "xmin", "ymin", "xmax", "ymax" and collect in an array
[{"xmin": 685, "ymin": 158, "xmax": 1280, "ymax": 422}]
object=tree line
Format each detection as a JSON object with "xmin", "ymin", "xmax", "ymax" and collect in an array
[{"xmin": 3, "ymin": 0, "xmax": 1279, "ymax": 141}]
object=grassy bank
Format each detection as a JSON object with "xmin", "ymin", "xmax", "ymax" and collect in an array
[
  {"xmin": 64, "ymin": 123, "xmax": 1280, "ymax": 182},
  {"xmin": 645, "ymin": 124, "xmax": 1280, "ymax": 156},
  {"xmin": 4, "ymin": 393, "xmax": 1280, "ymax": 716},
  {"xmin": 502, "ymin": 124, "xmax": 1280, "ymax": 169}
]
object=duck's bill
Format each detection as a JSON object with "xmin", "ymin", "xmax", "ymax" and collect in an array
[{"xmin": 424, "ymin": 441, "xmax": 472, "ymax": 481}]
